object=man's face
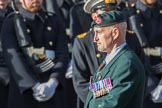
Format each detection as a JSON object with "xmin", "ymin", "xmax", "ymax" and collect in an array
[
  {"xmin": 94, "ymin": 26, "xmax": 114, "ymax": 53},
  {"xmin": 141, "ymin": 0, "xmax": 157, "ymax": 6},
  {"xmin": 20, "ymin": 0, "xmax": 43, "ymax": 12},
  {"xmin": 0, "ymin": 0, "xmax": 9, "ymax": 10}
]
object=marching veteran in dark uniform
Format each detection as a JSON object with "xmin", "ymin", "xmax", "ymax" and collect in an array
[
  {"xmin": 0, "ymin": 0, "xmax": 13, "ymax": 108},
  {"xmin": 84, "ymin": 10, "xmax": 145, "ymax": 108},
  {"xmin": 72, "ymin": 0, "xmax": 118, "ymax": 105},
  {"xmin": 1, "ymin": 0, "xmax": 69, "ymax": 108}
]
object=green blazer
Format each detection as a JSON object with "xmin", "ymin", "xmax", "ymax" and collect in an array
[{"xmin": 84, "ymin": 45, "xmax": 145, "ymax": 108}]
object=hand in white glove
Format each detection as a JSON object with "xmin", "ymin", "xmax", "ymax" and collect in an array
[
  {"xmin": 151, "ymin": 85, "xmax": 162, "ymax": 103},
  {"xmin": 33, "ymin": 78, "xmax": 59, "ymax": 102},
  {"xmin": 32, "ymin": 82, "xmax": 44, "ymax": 101}
]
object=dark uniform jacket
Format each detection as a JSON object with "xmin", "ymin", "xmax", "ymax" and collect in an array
[
  {"xmin": 69, "ymin": 2, "xmax": 92, "ymax": 44},
  {"xmin": 1, "ymin": 7, "xmax": 69, "ymax": 108},
  {"xmin": 129, "ymin": 1, "xmax": 162, "ymax": 108},
  {"xmin": 0, "ymin": 6, "xmax": 13, "ymax": 108},
  {"xmin": 0, "ymin": 6, "xmax": 13, "ymax": 85},
  {"xmin": 127, "ymin": 0, "xmax": 162, "ymax": 65},
  {"xmin": 85, "ymin": 45, "xmax": 145, "ymax": 108},
  {"xmin": 126, "ymin": 0, "xmax": 162, "ymax": 94},
  {"xmin": 72, "ymin": 31, "xmax": 106, "ymax": 103}
]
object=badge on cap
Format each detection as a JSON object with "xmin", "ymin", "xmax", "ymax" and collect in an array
[{"xmin": 104, "ymin": 0, "xmax": 116, "ymax": 4}]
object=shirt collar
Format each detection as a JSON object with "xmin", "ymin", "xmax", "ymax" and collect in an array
[
  {"xmin": 19, "ymin": 7, "xmax": 35, "ymax": 20},
  {"xmin": 105, "ymin": 42, "xmax": 126, "ymax": 65}
]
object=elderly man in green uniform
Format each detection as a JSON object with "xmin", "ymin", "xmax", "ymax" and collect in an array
[
  {"xmin": 72, "ymin": 0, "xmax": 118, "ymax": 107},
  {"xmin": 84, "ymin": 10, "xmax": 145, "ymax": 108}
]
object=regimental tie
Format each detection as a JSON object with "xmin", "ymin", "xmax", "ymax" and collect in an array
[{"xmin": 98, "ymin": 60, "xmax": 106, "ymax": 71}]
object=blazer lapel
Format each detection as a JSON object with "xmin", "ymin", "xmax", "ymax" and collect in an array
[{"xmin": 101, "ymin": 45, "xmax": 129, "ymax": 78}]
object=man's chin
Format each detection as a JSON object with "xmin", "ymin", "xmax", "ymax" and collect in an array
[
  {"xmin": 97, "ymin": 48, "xmax": 102, "ymax": 52},
  {"xmin": 29, "ymin": 7, "xmax": 41, "ymax": 12}
]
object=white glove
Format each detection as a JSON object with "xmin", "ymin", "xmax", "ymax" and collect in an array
[
  {"xmin": 65, "ymin": 60, "xmax": 73, "ymax": 79},
  {"xmin": 33, "ymin": 78, "xmax": 58, "ymax": 102},
  {"xmin": 151, "ymin": 85, "xmax": 162, "ymax": 103},
  {"xmin": 32, "ymin": 82, "xmax": 44, "ymax": 101}
]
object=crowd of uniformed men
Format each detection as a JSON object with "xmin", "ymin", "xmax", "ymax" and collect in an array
[{"xmin": 0, "ymin": 0, "xmax": 162, "ymax": 108}]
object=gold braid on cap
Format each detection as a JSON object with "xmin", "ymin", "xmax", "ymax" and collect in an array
[{"xmin": 104, "ymin": 0, "xmax": 117, "ymax": 4}]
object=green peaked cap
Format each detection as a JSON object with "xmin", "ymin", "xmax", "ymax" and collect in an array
[{"xmin": 94, "ymin": 10, "xmax": 126, "ymax": 27}]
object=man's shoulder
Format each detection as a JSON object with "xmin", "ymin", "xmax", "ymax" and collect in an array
[
  {"xmin": 77, "ymin": 32, "xmax": 87, "ymax": 39},
  {"xmin": 74, "ymin": 30, "xmax": 94, "ymax": 45},
  {"xmin": 76, "ymin": 30, "xmax": 94, "ymax": 40}
]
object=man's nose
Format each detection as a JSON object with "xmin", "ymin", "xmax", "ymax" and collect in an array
[{"xmin": 93, "ymin": 31, "xmax": 98, "ymax": 43}]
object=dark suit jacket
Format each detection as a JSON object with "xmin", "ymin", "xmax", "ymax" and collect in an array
[{"xmin": 85, "ymin": 45, "xmax": 145, "ymax": 108}]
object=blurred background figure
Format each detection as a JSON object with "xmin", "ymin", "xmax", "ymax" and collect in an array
[
  {"xmin": 123, "ymin": 0, "xmax": 162, "ymax": 107},
  {"xmin": 1, "ymin": 0, "xmax": 69, "ymax": 108},
  {"xmin": 43, "ymin": 0, "xmax": 74, "ymax": 28},
  {"xmin": 69, "ymin": 0, "xmax": 92, "ymax": 45},
  {"xmin": 0, "ymin": 0, "xmax": 13, "ymax": 108}
]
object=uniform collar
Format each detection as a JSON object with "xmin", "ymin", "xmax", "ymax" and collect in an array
[
  {"xmin": 0, "ymin": 6, "xmax": 12, "ymax": 18},
  {"xmin": 19, "ymin": 7, "xmax": 45, "ymax": 22},
  {"xmin": 105, "ymin": 42, "xmax": 126, "ymax": 65},
  {"xmin": 136, "ymin": 0, "xmax": 160, "ymax": 18}
]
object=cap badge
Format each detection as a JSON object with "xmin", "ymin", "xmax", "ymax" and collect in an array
[{"xmin": 95, "ymin": 16, "xmax": 102, "ymax": 24}]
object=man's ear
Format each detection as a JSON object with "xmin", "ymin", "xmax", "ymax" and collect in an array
[{"xmin": 112, "ymin": 27, "xmax": 119, "ymax": 39}]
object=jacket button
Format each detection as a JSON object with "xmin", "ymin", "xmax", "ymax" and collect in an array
[{"xmin": 96, "ymin": 53, "xmax": 101, "ymax": 58}]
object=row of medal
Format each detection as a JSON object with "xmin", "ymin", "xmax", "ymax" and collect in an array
[{"xmin": 89, "ymin": 77, "xmax": 112, "ymax": 98}]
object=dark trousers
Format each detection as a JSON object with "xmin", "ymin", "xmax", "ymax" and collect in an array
[
  {"xmin": 144, "ymin": 97, "xmax": 162, "ymax": 108},
  {"xmin": 0, "ymin": 84, "xmax": 9, "ymax": 108},
  {"xmin": 64, "ymin": 78, "xmax": 77, "ymax": 108}
]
